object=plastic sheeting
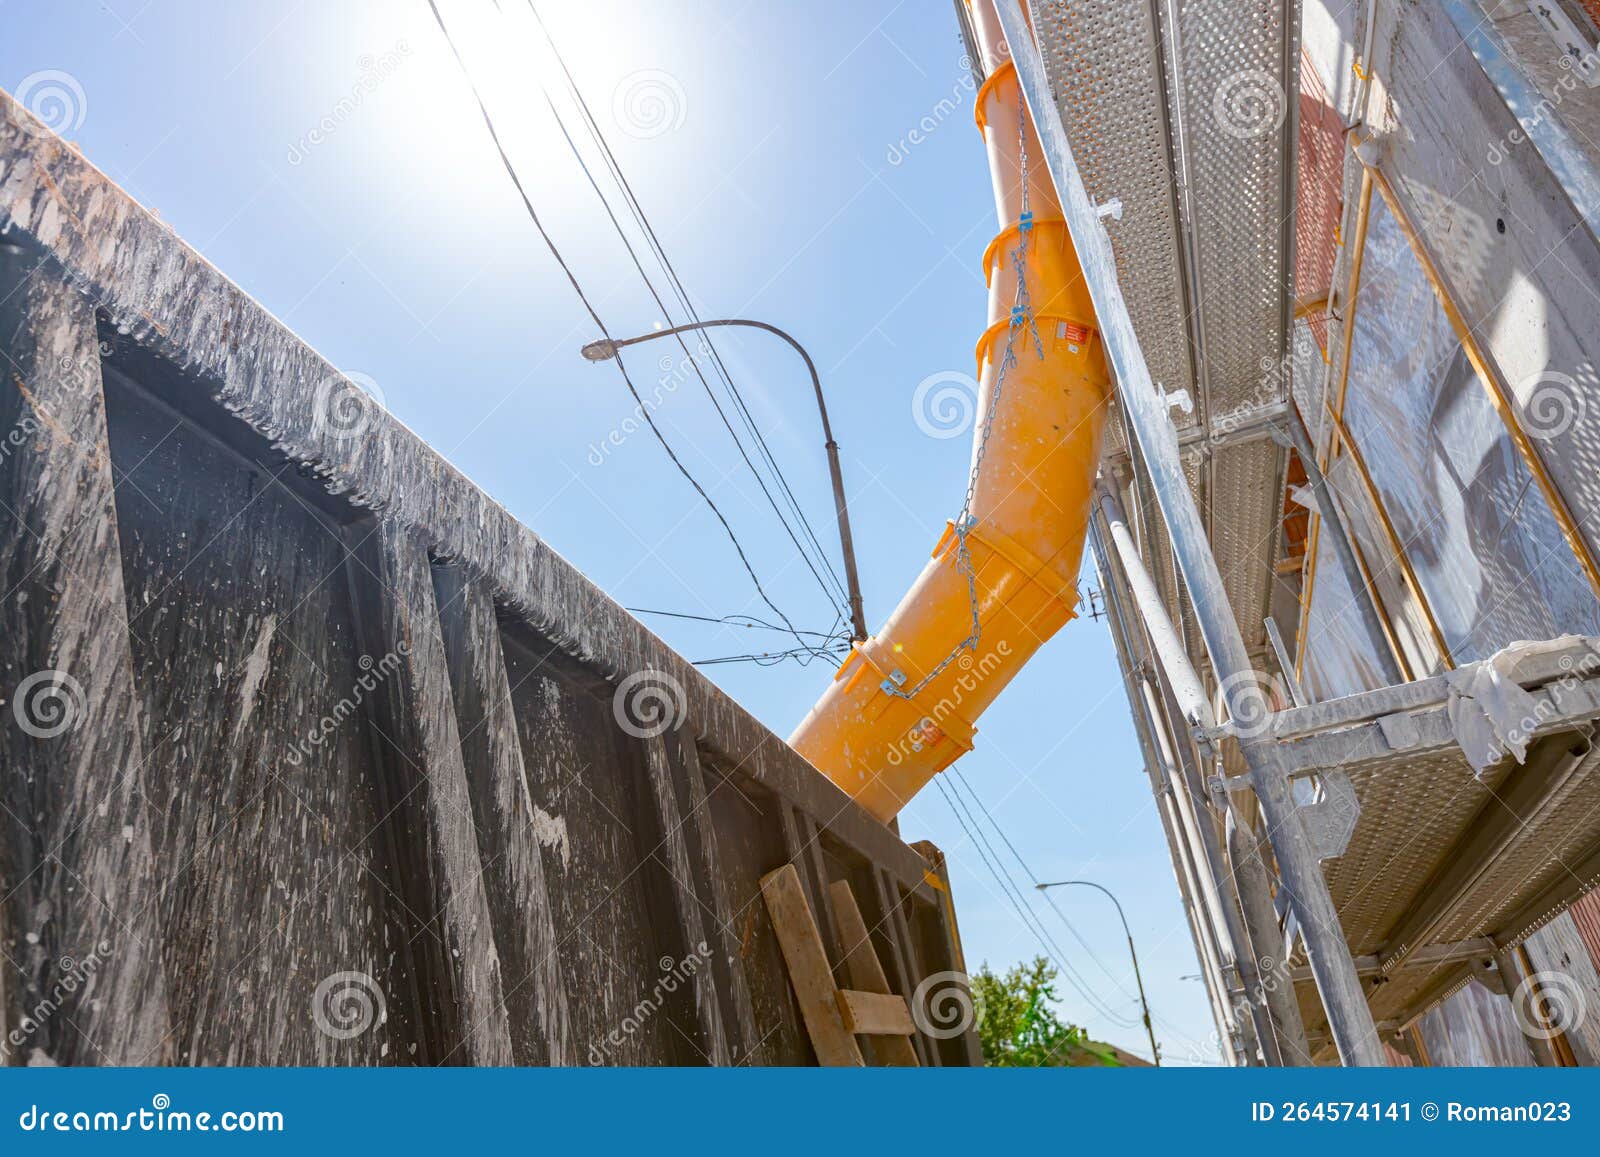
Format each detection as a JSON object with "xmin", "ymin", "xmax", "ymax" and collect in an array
[
  {"xmin": 1330, "ymin": 194, "xmax": 1600, "ymax": 666},
  {"xmin": 1325, "ymin": 453, "xmax": 1445, "ymax": 679},
  {"xmin": 1299, "ymin": 480, "xmax": 1391, "ymax": 702},
  {"xmin": 1417, "ymin": 980, "xmax": 1535, "ymax": 1066}
]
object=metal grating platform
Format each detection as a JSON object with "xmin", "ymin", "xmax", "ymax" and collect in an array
[
  {"xmin": 1242, "ymin": 637, "xmax": 1600, "ymax": 1043},
  {"xmin": 1032, "ymin": 0, "xmax": 1299, "ymax": 661}
]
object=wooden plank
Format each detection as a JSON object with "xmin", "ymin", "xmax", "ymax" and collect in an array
[
  {"xmin": 759, "ymin": 864, "xmax": 862, "ymax": 1067},
  {"xmin": 829, "ymin": 879, "xmax": 895, "ymax": 993},
  {"xmin": 639, "ymin": 729, "xmax": 730, "ymax": 1065},
  {"xmin": 431, "ymin": 562, "xmax": 573, "ymax": 1065},
  {"xmin": 836, "ymin": 989, "xmax": 916, "ymax": 1036},
  {"xmin": 828, "ymin": 879, "xmax": 918, "ymax": 1066},
  {"xmin": 368, "ymin": 522, "xmax": 514, "ymax": 1066},
  {"xmin": 676, "ymin": 737, "xmax": 763, "ymax": 1064},
  {"xmin": 0, "ymin": 247, "xmax": 172, "ymax": 1064}
]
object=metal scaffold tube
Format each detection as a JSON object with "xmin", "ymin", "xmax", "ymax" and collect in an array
[
  {"xmin": 1092, "ymin": 514, "xmax": 1246, "ymax": 1063},
  {"xmin": 1095, "ymin": 489, "xmax": 1310, "ymax": 1065},
  {"xmin": 994, "ymin": 0, "xmax": 1383, "ymax": 1065}
]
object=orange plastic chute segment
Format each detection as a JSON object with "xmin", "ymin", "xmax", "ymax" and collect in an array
[{"xmin": 789, "ymin": 0, "xmax": 1110, "ymax": 822}]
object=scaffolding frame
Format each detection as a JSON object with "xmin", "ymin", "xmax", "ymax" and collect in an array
[{"xmin": 1002, "ymin": 0, "xmax": 1600, "ymax": 1065}]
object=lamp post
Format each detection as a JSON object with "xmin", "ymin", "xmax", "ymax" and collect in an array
[
  {"xmin": 581, "ymin": 319, "xmax": 867, "ymax": 642},
  {"xmin": 1036, "ymin": 879, "xmax": 1161, "ymax": 1065}
]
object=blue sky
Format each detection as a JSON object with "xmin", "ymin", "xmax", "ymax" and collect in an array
[{"xmin": 3, "ymin": 0, "xmax": 1212, "ymax": 1063}]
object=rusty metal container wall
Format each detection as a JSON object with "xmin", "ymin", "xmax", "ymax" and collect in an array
[{"xmin": 0, "ymin": 90, "xmax": 977, "ymax": 1068}]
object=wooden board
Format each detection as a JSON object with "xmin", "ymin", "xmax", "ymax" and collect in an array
[
  {"xmin": 835, "ymin": 989, "xmax": 916, "ymax": 1037},
  {"xmin": 760, "ymin": 865, "xmax": 862, "ymax": 1067},
  {"xmin": 829, "ymin": 879, "xmax": 919, "ymax": 1066}
]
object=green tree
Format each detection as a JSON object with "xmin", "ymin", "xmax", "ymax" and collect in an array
[{"xmin": 973, "ymin": 956, "xmax": 1126, "ymax": 1067}]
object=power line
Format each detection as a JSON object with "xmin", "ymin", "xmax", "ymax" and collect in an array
[
  {"xmin": 523, "ymin": 0, "xmax": 851, "ymax": 615},
  {"xmin": 526, "ymin": 63, "xmax": 847, "ymax": 624},
  {"xmin": 932, "ymin": 777, "xmax": 1138, "ymax": 1029},
  {"xmin": 427, "ymin": 0, "xmax": 817, "ymax": 656},
  {"xmin": 692, "ymin": 643, "xmax": 852, "ymax": 668},
  {"xmin": 949, "ymin": 767, "xmax": 1136, "ymax": 1000},
  {"xmin": 626, "ymin": 607, "xmax": 844, "ymax": 639},
  {"xmin": 948, "ymin": 768, "xmax": 1197, "ymax": 1046}
]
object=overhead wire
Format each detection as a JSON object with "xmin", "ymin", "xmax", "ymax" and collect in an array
[
  {"xmin": 948, "ymin": 767, "xmax": 1200, "ymax": 1047},
  {"xmin": 931, "ymin": 777, "xmax": 1139, "ymax": 1029},
  {"xmin": 522, "ymin": 0, "xmax": 852, "ymax": 615},
  {"xmin": 525, "ymin": 65, "xmax": 849, "ymax": 627},
  {"xmin": 692, "ymin": 643, "xmax": 853, "ymax": 668},
  {"xmin": 627, "ymin": 609, "xmax": 852, "ymax": 668},
  {"xmin": 949, "ymin": 767, "xmax": 1137, "ymax": 1000},
  {"xmin": 626, "ymin": 607, "xmax": 846, "ymax": 639},
  {"xmin": 427, "ymin": 0, "xmax": 818, "ymax": 657}
]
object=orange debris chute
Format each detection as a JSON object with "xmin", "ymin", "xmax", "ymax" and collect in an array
[{"xmin": 790, "ymin": 0, "xmax": 1109, "ymax": 822}]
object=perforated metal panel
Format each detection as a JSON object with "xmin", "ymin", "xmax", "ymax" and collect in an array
[
  {"xmin": 1033, "ymin": 0, "xmax": 1193, "ymax": 418},
  {"xmin": 1168, "ymin": 0, "xmax": 1299, "ymax": 413},
  {"xmin": 1320, "ymin": 747, "xmax": 1512, "ymax": 954},
  {"xmin": 1032, "ymin": 0, "xmax": 1298, "ymax": 659}
]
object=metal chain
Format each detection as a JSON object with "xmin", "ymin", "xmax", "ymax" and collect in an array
[{"xmin": 886, "ymin": 88, "xmax": 1045, "ymax": 705}]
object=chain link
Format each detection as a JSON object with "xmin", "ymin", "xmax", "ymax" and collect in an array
[{"xmin": 886, "ymin": 88, "xmax": 1045, "ymax": 705}]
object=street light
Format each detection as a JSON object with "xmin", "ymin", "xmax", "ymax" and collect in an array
[
  {"xmin": 581, "ymin": 318, "xmax": 867, "ymax": 642},
  {"xmin": 1036, "ymin": 879, "xmax": 1161, "ymax": 1065}
]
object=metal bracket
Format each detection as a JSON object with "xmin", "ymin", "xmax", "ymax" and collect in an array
[
  {"xmin": 1092, "ymin": 195, "xmax": 1124, "ymax": 221},
  {"xmin": 1297, "ymin": 769, "xmax": 1360, "ymax": 861}
]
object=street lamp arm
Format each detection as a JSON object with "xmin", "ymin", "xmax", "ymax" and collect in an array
[
  {"xmin": 599, "ymin": 319, "xmax": 833, "ymax": 441},
  {"xmin": 1035, "ymin": 878, "xmax": 1160, "ymax": 1065},
  {"xmin": 582, "ymin": 318, "xmax": 867, "ymax": 641},
  {"xmin": 1037, "ymin": 879, "xmax": 1129, "ymax": 937}
]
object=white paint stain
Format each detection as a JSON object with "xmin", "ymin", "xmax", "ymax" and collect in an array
[
  {"xmin": 530, "ymin": 807, "xmax": 570, "ymax": 870},
  {"xmin": 232, "ymin": 613, "xmax": 277, "ymax": 742}
]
